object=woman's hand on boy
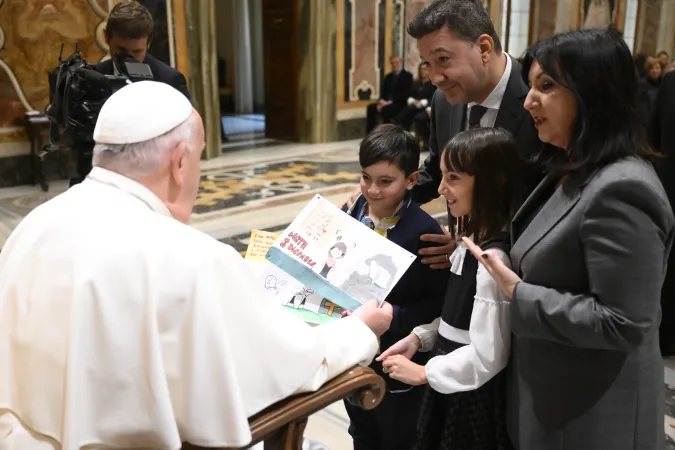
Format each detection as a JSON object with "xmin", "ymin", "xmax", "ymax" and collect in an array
[
  {"xmin": 462, "ymin": 236, "xmax": 521, "ymax": 299},
  {"xmin": 382, "ymin": 356, "xmax": 427, "ymax": 386},
  {"xmin": 377, "ymin": 333, "xmax": 421, "ymax": 362},
  {"xmin": 419, "ymin": 227, "xmax": 456, "ymax": 270}
]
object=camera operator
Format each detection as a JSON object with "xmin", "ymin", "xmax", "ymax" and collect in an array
[
  {"xmin": 65, "ymin": 0, "xmax": 191, "ymax": 186},
  {"xmin": 98, "ymin": 1, "xmax": 190, "ymax": 100}
]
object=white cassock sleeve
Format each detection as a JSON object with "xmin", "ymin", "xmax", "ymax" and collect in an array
[
  {"xmin": 423, "ymin": 249, "xmax": 511, "ymax": 394},
  {"xmin": 166, "ymin": 244, "xmax": 379, "ymax": 448}
]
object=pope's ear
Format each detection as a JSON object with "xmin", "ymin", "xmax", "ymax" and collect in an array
[{"xmin": 169, "ymin": 141, "xmax": 190, "ymax": 186}]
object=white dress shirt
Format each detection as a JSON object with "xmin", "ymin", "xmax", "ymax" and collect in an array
[
  {"xmin": 412, "ymin": 242, "xmax": 512, "ymax": 394},
  {"xmin": 465, "ymin": 54, "xmax": 513, "ymax": 129}
]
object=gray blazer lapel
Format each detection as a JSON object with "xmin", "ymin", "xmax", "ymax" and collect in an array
[{"xmin": 511, "ymin": 171, "xmax": 586, "ymax": 273}]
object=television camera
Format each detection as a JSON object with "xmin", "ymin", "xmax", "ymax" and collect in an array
[{"xmin": 46, "ymin": 44, "xmax": 154, "ymax": 184}]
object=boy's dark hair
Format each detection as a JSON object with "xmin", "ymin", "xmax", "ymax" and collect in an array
[
  {"xmin": 521, "ymin": 29, "xmax": 658, "ymax": 173},
  {"xmin": 407, "ymin": 0, "xmax": 501, "ymax": 53},
  {"xmin": 360, "ymin": 124, "xmax": 420, "ymax": 176},
  {"xmin": 443, "ymin": 127, "xmax": 527, "ymax": 243},
  {"xmin": 106, "ymin": 1, "xmax": 154, "ymax": 41}
]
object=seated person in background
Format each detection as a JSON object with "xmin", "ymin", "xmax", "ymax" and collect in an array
[
  {"xmin": 393, "ymin": 62, "xmax": 436, "ymax": 146},
  {"xmin": 366, "ymin": 57, "xmax": 413, "ymax": 134},
  {"xmin": 637, "ymin": 55, "xmax": 662, "ymax": 127},
  {"xmin": 658, "ymin": 50, "xmax": 670, "ymax": 69},
  {"xmin": 0, "ymin": 81, "xmax": 393, "ymax": 450},
  {"xmin": 342, "ymin": 124, "xmax": 449, "ymax": 450}
]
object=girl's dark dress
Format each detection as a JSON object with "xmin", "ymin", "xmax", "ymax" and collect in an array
[{"xmin": 414, "ymin": 234, "xmax": 513, "ymax": 450}]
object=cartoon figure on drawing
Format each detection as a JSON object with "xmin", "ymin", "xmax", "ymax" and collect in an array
[
  {"xmin": 286, "ymin": 287, "xmax": 315, "ymax": 309},
  {"xmin": 318, "ymin": 231, "xmax": 352, "ymax": 279},
  {"xmin": 264, "ymin": 275, "xmax": 287, "ymax": 296},
  {"xmin": 340, "ymin": 254, "xmax": 398, "ymax": 304}
]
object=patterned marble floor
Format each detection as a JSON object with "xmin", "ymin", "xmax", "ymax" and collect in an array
[{"xmin": 0, "ymin": 138, "xmax": 672, "ymax": 449}]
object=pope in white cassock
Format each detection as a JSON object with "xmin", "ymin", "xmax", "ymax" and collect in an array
[{"xmin": 0, "ymin": 81, "xmax": 393, "ymax": 450}]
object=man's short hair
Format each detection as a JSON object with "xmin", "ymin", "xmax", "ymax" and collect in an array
[
  {"xmin": 106, "ymin": 1, "xmax": 154, "ymax": 41},
  {"xmin": 407, "ymin": 0, "xmax": 502, "ymax": 53}
]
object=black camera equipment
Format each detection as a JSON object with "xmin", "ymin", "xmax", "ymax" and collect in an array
[{"xmin": 45, "ymin": 44, "xmax": 154, "ymax": 185}]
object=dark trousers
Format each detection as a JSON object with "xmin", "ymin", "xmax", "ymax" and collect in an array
[
  {"xmin": 344, "ymin": 386, "xmax": 423, "ymax": 450},
  {"xmin": 413, "ymin": 110, "xmax": 431, "ymax": 149},
  {"xmin": 366, "ymin": 102, "xmax": 403, "ymax": 134}
]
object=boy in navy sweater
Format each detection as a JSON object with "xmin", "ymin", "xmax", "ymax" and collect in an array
[{"xmin": 343, "ymin": 124, "xmax": 449, "ymax": 450}]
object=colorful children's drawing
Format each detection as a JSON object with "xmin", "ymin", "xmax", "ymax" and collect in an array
[
  {"xmin": 340, "ymin": 254, "xmax": 398, "ymax": 304},
  {"xmin": 244, "ymin": 229, "xmax": 341, "ymax": 325},
  {"xmin": 266, "ymin": 195, "xmax": 417, "ymax": 311}
]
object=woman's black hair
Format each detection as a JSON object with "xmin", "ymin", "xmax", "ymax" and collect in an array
[
  {"xmin": 521, "ymin": 29, "xmax": 659, "ymax": 173},
  {"xmin": 443, "ymin": 127, "xmax": 527, "ymax": 244}
]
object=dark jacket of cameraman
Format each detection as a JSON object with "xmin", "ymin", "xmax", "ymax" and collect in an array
[{"xmin": 95, "ymin": 53, "xmax": 191, "ymax": 101}]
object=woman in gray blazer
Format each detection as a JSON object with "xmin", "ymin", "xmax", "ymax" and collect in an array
[{"xmin": 463, "ymin": 29, "xmax": 674, "ymax": 450}]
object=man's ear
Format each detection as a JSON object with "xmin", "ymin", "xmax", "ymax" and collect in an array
[
  {"xmin": 169, "ymin": 141, "xmax": 189, "ymax": 187},
  {"xmin": 407, "ymin": 171, "xmax": 420, "ymax": 190},
  {"xmin": 477, "ymin": 34, "xmax": 495, "ymax": 62}
]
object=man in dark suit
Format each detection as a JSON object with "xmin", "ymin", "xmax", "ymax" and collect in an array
[
  {"xmin": 96, "ymin": 1, "xmax": 190, "ymax": 100},
  {"xmin": 650, "ymin": 70, "xmax": 675, "ymax": 355},
  {"xmin": 407, "ymin": 0, "xmax": 542, "ymax": 270},
  {"xmin": 366, "ymin": 57, "xmax": 414, "ymax": 133},
  {"xmin": 70, "ymin": 0, "xmax": 191, "ymax": 186}
]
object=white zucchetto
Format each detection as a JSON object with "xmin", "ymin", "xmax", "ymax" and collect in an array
[{"xmin": 93, "ymin": 80, "xmax": 192, "ymax": 145}]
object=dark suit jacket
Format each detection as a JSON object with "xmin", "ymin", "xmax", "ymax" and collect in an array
[
  {"xmin": 380, "ymin": 70, "xmax": 414, "ymax": 106},
  {"xmin": 409, "ymin": 80, "xmax": 436, "ymax": 102},
  {"xmin": 412, "ymin": 56, "xmax": 542, "ymax": 204},
  {"xmin": 650, "ymin": 70, "xmax": 675, "ymax": 350},
  {"xmin": 651, "ymin": 71, "xmax": 675, "ymax": 183},
  {"xmin": 94, "ymin": 53, "xmax": 191, "ymax": 101},
  {"xmin": 508, "ymin": 157, "xmax": 673, "ymax": 450}
]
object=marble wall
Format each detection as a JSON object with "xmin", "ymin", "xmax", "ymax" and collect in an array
[
  {"xmin": 0, "ymin": 0, "xmax": 108, "ymax": 143},
  {"xmin": 636, "ymin": 0, "xmax": 664, "ymax": 54},
  {"xmin": 0, "ymin": 0, "xmax": 178, "ymax": 186}
]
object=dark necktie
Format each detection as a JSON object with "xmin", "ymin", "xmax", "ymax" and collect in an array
[{"xmin": 468, "ymin": 105, "xmax": 488, "ymax": 129}]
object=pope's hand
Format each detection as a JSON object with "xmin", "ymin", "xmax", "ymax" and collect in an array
[
  {"xmin": 461, "ymin": 236, "xmax": 521, "ymax": 299},
  {"xmin": 352, "ymin": 300, "xmax": 393, "ymax": 337},
  {"xmin": 381, "ymin": 355, "xmax": 427, "ymax": 385},
  {"xmin": 419, "ymin": 227, "xmax": 456, "ymax": 270},
  {"xmin": 376, "ymin": 333, "xmax": 421, "ymax": 362}
]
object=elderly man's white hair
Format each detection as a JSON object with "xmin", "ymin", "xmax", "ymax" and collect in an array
[{"xmin": 92, "ymin": 113, "xmax": 197, "ymax": 179}]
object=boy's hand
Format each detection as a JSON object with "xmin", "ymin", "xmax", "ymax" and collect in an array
[
  {"xmin": 339, "ymin": 186, "xmax": 361, "ymax": 210},
  {"xmin": 382, "ymin": 356, "xmax": 427, "ymax": 386},
  {"xmin": 419, "ymin": 227, "xmax": 455, "ymax": 270},
  {"xmin": 376, "ymin": 333, "xmax": 420, "ymax": 361}
]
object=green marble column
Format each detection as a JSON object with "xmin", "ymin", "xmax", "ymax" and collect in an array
[
  {"xmin": 186, "ymin": 0, "xmax": 222, "ymax": 159},
  {"xmin": 297, "ymin": 0, "xmax": 338, "ymax": 143}
]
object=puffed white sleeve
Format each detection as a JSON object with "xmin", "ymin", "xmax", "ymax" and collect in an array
[
  {"xmin": 412, "ymin": 317, "xmax": 441, "ymax": 352},
  {"xmin": 424, "ymin": 249, "xmax": 511, "ymax": 394}
]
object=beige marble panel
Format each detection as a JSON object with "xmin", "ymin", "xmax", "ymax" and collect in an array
[
  {"xmin": 636, "ymin": 0, "xmax": 664, "ymax": 55},
  {"xmin": 531, "ymin": 0, "xmax": 558, "ymax": 43},
  {"xmin": 403, "ymin": 0, "xmax": 429, "ymax": 73},
  {"xmin": 350, "ymin": 0, "xmax": 380, "ymax": 100}
]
